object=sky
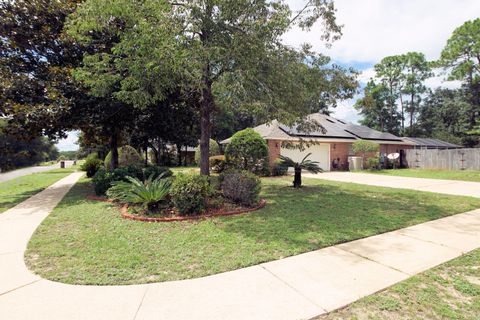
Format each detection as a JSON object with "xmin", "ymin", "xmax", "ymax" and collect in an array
[{"xmin": 55, "ymin": 0, "xmax": 480, "ymax": 151}]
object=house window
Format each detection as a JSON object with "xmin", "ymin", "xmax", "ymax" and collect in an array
[{"xmin": 348, "ymin": 144, "xmax": 354, "ymax": 156}]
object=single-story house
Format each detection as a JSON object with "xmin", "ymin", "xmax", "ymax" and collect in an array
[{"xmin": 221, "ymin": 113, "xmax": 415, "ymax": 171}]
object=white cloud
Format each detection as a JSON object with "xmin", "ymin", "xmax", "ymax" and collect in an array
[
  {"xmin": 284, "ymin": 0, "xmax": 480, "ymax": 63},
  {"xmin": 55, "ymin": 131, "xmax": 79, "ymax": 151},
  {"xmin": 332, "ymin": 98, "xmax": 361, "ymax": 124}
]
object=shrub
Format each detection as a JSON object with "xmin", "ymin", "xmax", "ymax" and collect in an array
[
  {"xmin": 142, "ymin": 166, "xmax": 173, "ymax": 180},
  {"xmin": 367, "ymin": 157, "xmax": 380, "ymax": 170},
  {"xmin": 106, "ymin": 174, "xmax": 172, "ymax": 212},
  {"xmin": 57, "ymin": 155, "xmax": 66, "ymax": 161},
  {"xmin": 170, "ymin": 173, "xmax": 210, "ymax": 215},
  {"xmin": 221, "ymin": 171, "xmax": 261, "ymax": 207},
  {"xmin": 80, "ymin": 153, "xmax": 104, "ymax": 178},
  {"xmin": 271, "ymin": 158, "xmax": 288, "ymax": 176},
  {"xmin": 209, "ymin": 155, "xmax": 227, "ymax": 173},
  {"xmin": 194, "ymin": 139, "xmax": 220, "ymax": 165},
  {"xmin": 224, "ymin": 128, "xmax": 269, "ymax": 175},
  {"xmin": 92, "ymin": 165, "xmax": 143, "ymax": 195},
  {"xmin": 105, "ymin": 145, "xmax": 143, "ymax": 171}
]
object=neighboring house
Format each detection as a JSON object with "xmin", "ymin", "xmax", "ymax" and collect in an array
[{"xmin": 222, "ymin": 113, "xmax": 414, "ymax": 171}]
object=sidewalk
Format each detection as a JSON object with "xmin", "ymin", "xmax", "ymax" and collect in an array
[
  {"xmin": 0, "ymin": 172, "xmax": 479, "ymax": 320},
  {"xmin": 305, "ymin": 171, "xmax": 480, "ymax": 198}
]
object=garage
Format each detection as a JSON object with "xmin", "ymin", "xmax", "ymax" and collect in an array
[{"xmin": 280, "ymin": 143, "xmax": 330, "ymax": 171}]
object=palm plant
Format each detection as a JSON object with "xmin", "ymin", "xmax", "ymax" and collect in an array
[
  {"xmin": 279, "ymin": 153, "xmax": 323, "ymax": 188},
  {"xmin": 106, "ymin": 173, "xmax": 172, "ymax": 212}
]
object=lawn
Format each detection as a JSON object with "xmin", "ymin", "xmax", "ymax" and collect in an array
[
  {"xmin": 317, "ymin": 248, "xmax": 480, "ymax": 320},
  {"xmin": 0, "ymin": 167, "xmax": 78, "ymax": 214},
  {"xmin": 25, "ymin": 176, "xmax": 480, "ymax": 285},
  {"xmin": 364, "ymin": 168, "xmax": 480, "ymax": 182}
]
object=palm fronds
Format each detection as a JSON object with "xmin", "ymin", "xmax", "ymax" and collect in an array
[{"xmin": 106, "ymin": 173, "xmax": 172, "ymax": 211}]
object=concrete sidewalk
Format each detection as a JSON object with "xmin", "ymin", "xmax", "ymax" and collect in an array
[
  {"xmin": 305, "ymin": 171, "xmax": 480, "ymax": 198},
  {"xmin": 0, "ymin": 173, "xmax": 479, "ymax": 320}
]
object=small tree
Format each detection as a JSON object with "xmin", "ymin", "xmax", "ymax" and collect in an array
[
  {"xmin": 224, "ymin": 128, "xmax": 268, "ymax": 175},
  {"xmin": 352, "ymin": 140, "xmax": 380, "ymax": 168},
  {"xmin": 279, "ymin": 153, "xmax": 323, "ymax": 188}
]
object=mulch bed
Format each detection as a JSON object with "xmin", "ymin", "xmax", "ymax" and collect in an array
[{"xmin": 86, "ymin": 195, "xmax": 266, "ymax": 223}]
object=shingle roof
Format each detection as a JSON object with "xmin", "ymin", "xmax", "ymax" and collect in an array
[
  {"xmin": 221, "ymin": 113, "xmax": 406, "ymax": 144},
  {"xmin": 402, "ymin": 137, "xmax": 462, "ymax": 149}
]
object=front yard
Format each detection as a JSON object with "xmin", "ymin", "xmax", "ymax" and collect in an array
[
  {"xmin": 364, "ymin": 168, "xmax": 480, "ymax": 182},
  {"xmin": 317, "ymin": 248, "xmax": 480, "ymax": 320},
  {"xmin": 25, "ymin": 176, "xmax": 480, "ymax": 285}
]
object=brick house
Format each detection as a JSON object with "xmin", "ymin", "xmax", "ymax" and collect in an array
[{"xmin": 222, "ymin": 113, "xmax": 414, "ymax": 171}]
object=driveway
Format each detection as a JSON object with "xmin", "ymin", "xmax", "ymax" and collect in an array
[
  {"xmin": 0, "ymin": 161, "xmax": 75, "ymax": 183},
  {"xmin": 304, "ymin": 171, "xmax": 480, "ymax": 198},
  {"xmin": 1, "ymin": 172, "xmax": 480, "ymax": 320}
]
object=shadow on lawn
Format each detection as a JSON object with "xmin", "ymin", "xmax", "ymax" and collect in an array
[{"xmin": 217, "ymin": 179, "xmax": 458, "ymax": 251}]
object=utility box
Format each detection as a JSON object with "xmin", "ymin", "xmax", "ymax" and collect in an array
[
  {"xmin": 348, "ymin": 156, "xmax": 363, "ymax": 170},
  {"xmin": 60, "ymin": 161, "xmax": 65, "ymax": 169}
]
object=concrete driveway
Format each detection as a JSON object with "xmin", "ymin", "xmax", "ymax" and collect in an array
[
  {"xmin": 304, "ymin": 171, "xmax": 480, "ymax": 198},
  {"xmin": 0, "ymin": 161, "xmax": 75, "ymax": 183}
]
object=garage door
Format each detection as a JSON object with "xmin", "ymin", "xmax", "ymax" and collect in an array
[{"xmin": 280, "ymin": 144, "xmax": 330, "ymax": 171}]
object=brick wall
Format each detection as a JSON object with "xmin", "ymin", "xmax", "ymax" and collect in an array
[
  {"xmin": 267, "ymin": 139, "xmax": 281, "ymax": 168},
  {"xmin": 330, "ymin": 142, "xmax": 352, "ymax": 170}
]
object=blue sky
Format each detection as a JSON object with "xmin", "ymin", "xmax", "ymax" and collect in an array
[{"xmin": 55, "ymin": 0, "xmax": 480, "ymax": 151}]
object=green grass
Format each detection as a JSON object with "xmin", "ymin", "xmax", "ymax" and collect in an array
[
  {"xmin": 363, "ymin": 168, "xmax": 480, "ymax": 182},
  {"xmin": 317, "ymin": 248, "xmax": 480, "ymax": 320},
  {"xmin": 169, "ymin": 166, "xmax": 199, "ymax": 175},
  {"xmin": 25, "ymin": 176, "xmax": 480, "ymax": 285},
  {"xmin": 0, "ymin": 167, "xmax": 78, "ymax": 214}
]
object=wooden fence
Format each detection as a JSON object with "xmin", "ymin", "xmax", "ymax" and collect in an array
[{"xmin": 405, "ymin": 148, "xmax": 480, "ymax": 170}]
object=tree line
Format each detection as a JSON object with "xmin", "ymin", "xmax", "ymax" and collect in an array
[
  {"xmin": 0, "ymin": 0, "xmax": 357, "ymax": 175},
  {"xmin": 355, "ymin": 19, "xmax": 480, "ymax": 147}
]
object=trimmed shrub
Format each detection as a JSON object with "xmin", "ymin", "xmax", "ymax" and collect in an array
[
  {"xmin": 271, "ymin": 158, "xmax": 288, "ymax": 176},
  {"xmin": 170, "ymin": 173, "xmax": 210, "ymax": 215},
  {"xmin": 92, "ymin": 165, "xmax": 143, "ymax": 195},
  {"xmin": 221, "ymin": 171, "xmax": 261, "ymax": 207},
  {"xmin": 224, "ymin": 128, "xmax": 269, "ymax": 175},
  {"xmin": 142, "ymin": 166, "xmax": 173, "ymax": 180},
  {"xmin": 209, "ymin": 155, "xmax": 227, "ymax": 173},
  {"xmin": 105, "ymin": 145, "xmax": 143, "ymax": 171},
  {"xmin": 80, "ymin": 153, "xmax": 104, "ymax": 178},
  {"xmin": 367, "ymin": 157, "xmax": 380, "ymax": 170},
  {"xmin": 194, "ymin": 139, "xmax": 221, "ymax": 165}
]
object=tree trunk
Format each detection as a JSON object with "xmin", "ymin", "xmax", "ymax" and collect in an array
[
  {"xmin": 199, "ymin": 70, "xmax": 214, "ymax": 176},
  {"xmin": 293, "ymin": 167, "xmax": 302, "ymax": 188},
  {"xmin": 176, "ymin": 144, "xmax": 182, "ymax": 167},
  {"xmin": 109, "ymin": 131, "xmax": 119, "ymax": 171}
]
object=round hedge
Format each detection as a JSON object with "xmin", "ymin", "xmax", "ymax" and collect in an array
[
  {"xmin": 224, "ymin": 128, "xmax": 268, "ymax": 174},
  {"xmin": 105, "ymin": 145, "xmax": 143, "ymax": 171},
  {"xmin": 194, "ymin": 139, "xmax": 221, "ymax": 165}
]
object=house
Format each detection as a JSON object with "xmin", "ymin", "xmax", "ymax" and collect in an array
[{"xmin": 222, "ymin": 113, "xmax": 414, "ymax": 171}]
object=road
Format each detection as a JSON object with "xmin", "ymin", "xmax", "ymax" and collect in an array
[{"xmin": 0, "ymin": 161, "xmax": 75, "ymax": 183}]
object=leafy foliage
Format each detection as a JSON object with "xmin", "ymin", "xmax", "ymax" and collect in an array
[
  {"xmin": 221, "ymin": 171, "xmax": 261, "ymax": 207},
  {"xmin": 92, "ymin": 165, "xmax": 143, "ymax": 195},
  {"xmin": 279, "ymin": 153, "xmax": 322, "ymax": 188},
  {"xmin": 104, "ymin": 146, "xmax": 143, "ymax": 171},
  {"xmin": 106, "ymin": 174, "xmax": 172, "ymax": 212},
  {"xmin": 224, "ymin": 128, "xmax": 269, "ymax": 175},
  {"xmin": 194, "ymin": 139, "xmax": 220, "ymax": 165},
  {"xmin": 271, "ymin": 158, "xmax": 289, "ymax": 176},
  {"xmin": 80, "ymin": 153, "xmax": 104, "ymax": 178},
  {"xmin": 170, "ymin": 174, "xmax": 210, "ymax": 215},
  {"xmin": 209, "ymin": 155, "xmax": 227, "ymax": 173},
  {"xmin": 352, "ymin": 140, "xmax": 380, "ymax": 155},
  {"xmin": 366, "ymin": 157, "xmax": 380, "ymax": 170}
]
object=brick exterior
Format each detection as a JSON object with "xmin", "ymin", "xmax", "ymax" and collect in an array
[
  {"xmin": 266, "ymin": 139, "xmax": 414, "ymax": 171},
  {"xmin": 267, "ymin": 139, "xmax": 281, "ymax": 168}
]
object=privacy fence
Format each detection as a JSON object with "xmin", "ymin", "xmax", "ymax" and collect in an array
[{"xmin": 405, "ymin": 148, "xmax": 480, "ymax": 170}]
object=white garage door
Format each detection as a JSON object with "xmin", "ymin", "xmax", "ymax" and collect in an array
[{"xmin": 280, "ymin": 144, "xmax": 330, "ymax": 171}]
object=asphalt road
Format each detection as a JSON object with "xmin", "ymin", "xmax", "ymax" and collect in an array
[{"xmin": 0, "ymin": 160, "xmax": 75, "ymax": 183}]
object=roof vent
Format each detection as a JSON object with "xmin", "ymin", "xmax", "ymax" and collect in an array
[{"xmin": 326, "ymin": 119, "xmax": 335, "ymax": 123}]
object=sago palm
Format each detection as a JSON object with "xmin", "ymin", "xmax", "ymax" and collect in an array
[
  {"xmin": 279, "ymin": 153, "xmax": 323, "ymax": 188},
  {"xmin": 106, "ymin": 173, "xmax": 172, "ymax": 212}
]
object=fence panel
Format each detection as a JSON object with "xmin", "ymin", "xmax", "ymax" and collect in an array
[{"xmin": 405, "ymin": 148, "xmax": 480, "ymax": 170}]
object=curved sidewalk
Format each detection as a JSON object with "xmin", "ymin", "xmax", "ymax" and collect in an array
[
  {"xmin": 0, "ymin": 173, "xmax": 479, "ymax": 320},
  {"xmin": 305, "ymin": 171, "xmax": 480, "ymax": 198}
]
